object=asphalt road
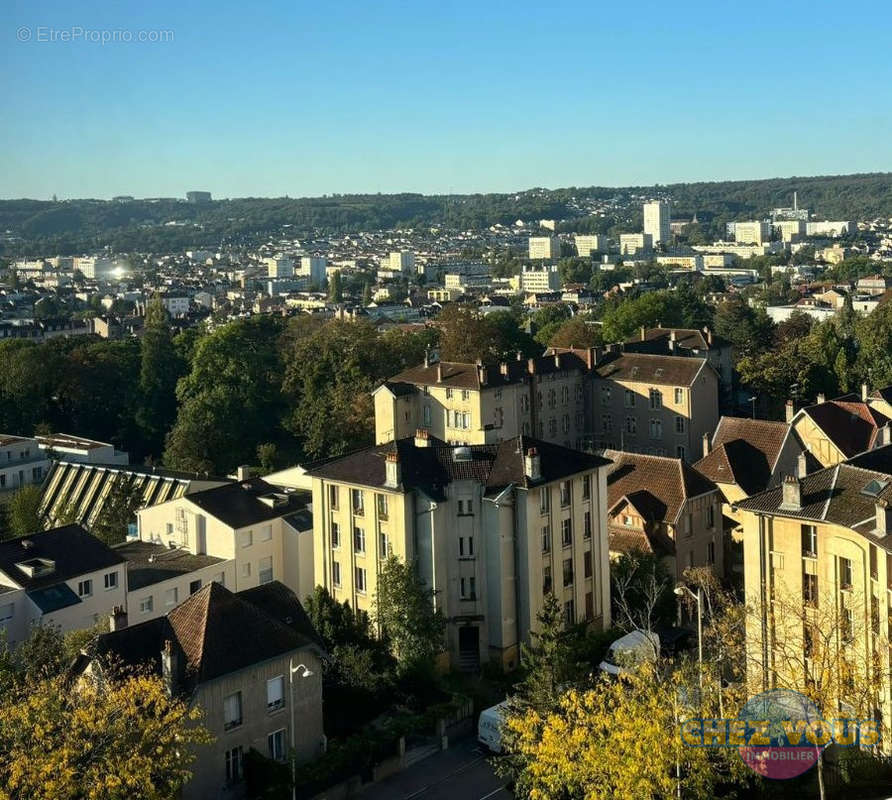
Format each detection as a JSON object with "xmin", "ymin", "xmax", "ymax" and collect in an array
[{"xmin": 360, "ymin": 736, "xmax": 512, "ymax": 800}]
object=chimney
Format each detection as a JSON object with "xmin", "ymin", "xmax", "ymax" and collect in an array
[
  {"xmin": 669, "ymin": 339, "xmax": 676, "ymax": 354},
  {"xmin": 477, "ymin": 364, "xmax": 488, "ymax": 385},
  {"xmin": 436, "ymin": 362, "xmax": 443, "ymax": 383},
  {"xmin": 109, "ymin": 606, "xmax": 128, "ymax": 632},
  {"xmin": 236, "ymin": 465, "xmax": 250, "ymax": 481},
  {"xmin": 161, "ymin": 639, "xmax": 179, "ymax": 695},
  {"xmin": 670, "ymin": 329, "xmax": 677, "ymax": 342},
  {"xmin": 780, "ymin": 475, "xmax": 802, "ymax": 510},
  {"xmin": 705, "ymin": 327, "xmax": 713, "ymax": 347},
  {"xmin": 524, "ymin": 447, "xmax": 542, "ymax": 482},
  {"xmin": 553, "ymin": 353, "xmax": 561, "ymax": 368},
  {"xmin": 785, "ymin": 399, "xmax": 795, "ymax": 423},
  {"xmin": 414, "ymin": 429, "xmax": 430, "ymax": 448},
  {"xmin": 876, "ymin": 500, "xmax": 892, "ymax": 536},
  {"xmin": 384, "ymin": 451, "xmax": 401, "ymax": 488},
  {"xmin": 702, "ymin": 432, "xmax": 711, "ymax": 458},
  {"xmin": 528, "ymin": 357, "xmax": 536, "ymax": 375},
  {"xmin": 423, "ymin": 348, "xmax": 431, "ymax": 368},
  {"xmin": 817, "ymin": 392, "xmax": 826, "ymax": 404},
  {"xmin": 879, "ymin": 423, "xmax": 892, "ymax": 448},
  {"xmin": 500, "ymin": 361, "xmax": 509, "ymax": 376},
  {"xmin": 861, "ymin": 382, "xmax": 869, "ymax": 402},
  {"xmin": 516, "ymin": 350, "xmax": 523, "ymax": 361},
  {"xmin": 640, "ymin": 325, "xmax": 646, "ymax": 342},
  {"xmin": 796, "ymin": 451, "xmax": 808, "ymax": 479}
]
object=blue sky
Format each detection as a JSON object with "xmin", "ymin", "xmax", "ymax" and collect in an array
[{"xmin": 3, "ymin": 0, "xmax": 891, "ymax": 199}]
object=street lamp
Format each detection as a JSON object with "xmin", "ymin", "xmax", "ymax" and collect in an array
[
  {"xmin": 289, "ymin": 660, "xmax": 313, "ymax": 800},
  {"xmin": 674, "ymin": 583, "xmax": 703, "ymax": 695}
]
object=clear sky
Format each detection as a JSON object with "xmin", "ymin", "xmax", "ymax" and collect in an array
[{"xmin": 3, "ymin": 0, "xmax": 891, "ymax": 200}]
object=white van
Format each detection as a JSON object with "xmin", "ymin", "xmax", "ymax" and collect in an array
[
  {"xmin": 477, "ymin": 700, "xmax": 511, "ymax": 753},
  {"xmin": 598, "ymin": 630, "xmax": 659, "ymax": 675}
]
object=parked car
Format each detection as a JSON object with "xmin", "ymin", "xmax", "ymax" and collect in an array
[{"xmin": 477, "ymin": 700, "xmax": 511, "ymax": 752}]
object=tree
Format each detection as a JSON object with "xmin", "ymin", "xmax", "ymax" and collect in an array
[
  {"xmin": 610, "ymin": 550, "xmax": 676, "ymax": 654},
  {"xmin": 361, "ymin": 281, "xmax": 372, "ymax": 306},
  {"xmin": 136, "ymin": 296, "xmax": 181, "ymax": 456},
  {"xmin": 5, "ymin": 485, "xmax": 43, "ymax": 539},
  {"xmin": 544, "ymin": 316, "xmax": 603, "ymax": 349},
  {"xmin": 328, "ymin": 270, "xmax": 343, "ymax": 303},
  {"xmin": 712, "ymin": 296, "xmax": 774, "ymax": 361},
  {"xmin": 599, "ymin": 291, "xmax": 686, "ymax": 343},
  {"xmin": 516, "ymin": 593, "xmax": 575, "ymax": 710},
  {"xmin": 256, "ymin": 442, "xmax": 279, "ymax": 473},
  {"xmin": 91, "ymin": 475, "xmax": 142, "ymax": 545},
  {"xmin": 373, "ymin": 555, "xmax": 445, "ymax": 674}
]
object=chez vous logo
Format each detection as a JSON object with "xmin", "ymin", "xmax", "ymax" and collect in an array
[{"xmin": 680, "ymin": 688, "xmax": 880, "ymax": 779}]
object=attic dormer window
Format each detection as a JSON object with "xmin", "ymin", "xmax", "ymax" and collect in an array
[{"xmin": 16, "ymin": 557, "xmax": 55, "ymax": 578}]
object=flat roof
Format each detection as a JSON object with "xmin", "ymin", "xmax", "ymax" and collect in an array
[{"xmin": 115, "ymin": 541, "xmax": 226, "ymax": 591}]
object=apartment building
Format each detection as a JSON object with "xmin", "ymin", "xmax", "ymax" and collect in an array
[
  {"xmin": 135, "ymin": 478, "xmax": 314, "ymax": 602},
  {"xmin": 308, "ymin": 434, "xmax": 612, "ymax": 670},
  {"xmin": 514, "ymin": 264, "xmax": 561, "ymax": 292},
  {"xmin": 298, "ymin": 256, "xmax": 327, "ymax": 285},
  {"xmin": 389, "ymin": 250, "xmax": 416, "ymax": 273},
  {"xmin": 374, "ymin": 351, "xmax": 592, "ymax": 449},
  {"xmin": 78, "ymin": 581, "xmax": 325, "ymax": 799},
  {"xmin": 643, "ymin": 201, "xmax": 671, "ymax": 247},
  {"xmin": 590, "ymin": 351, "xmax": 719, "ymax": 462},
  {"xmin": 736, "ymin": 446, "xmax": 892, "ymax": 747},
  {"xmin": 265, "ymin": 257, "xmax": 294, "ymax": 278},
  {"xmin": 733, "ymin": 221, "xmax": 772, "ymax": 245},
  {"xmin": 575, "ymin": 234, "xmax": 607, "ymax": 257},
  {"xmin": 619, "ymin": 233, "xmax": 653, "ymax": 256},
  {"xmin": 0, "ymin": 525, "xmax": 127, "ymax": 645},
  {"xmin": 36, "ymin": 433, "xmax": 129, "ymax": 465},
  {"xmin": 605, "ymin": 451, "xmax": 724, "ymax": 581},
  {"xmin": 0, "ymin": 435, "xmax": 49, "ymax": 492},
  {"xmin": 528, "ymin": 236, "xmax": 560, "ymax": 261}
]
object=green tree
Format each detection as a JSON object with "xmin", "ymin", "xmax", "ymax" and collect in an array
[
  {"xmin": 516, "ymin": 593, "xmax": 575, "ymax": 710},
  {"xmin": 328, "ymin": 270, "xmax": 343, "ymax": 303},
  {"xmin": 5, "ymin": 485, "xmax": 43, "ymax": 539},
  {"xmin": 136, "ymin": 297, "xmax": 181, "ymax": 456},
  {"xmin": 91, "ymin": 475, "xmax": 141, "ymax": 546}
]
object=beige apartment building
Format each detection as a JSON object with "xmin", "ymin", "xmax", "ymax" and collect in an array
[
  {"xmin": 619, "ymin": 233, "xmax": 653, "ymax": 256},
  {"xmin": 528, "ymin": 235, "xmax": 561, "ymax": 261},
  {"xmin": 590, "ymin": 351, "xmax": 719, "ymax": 462},
  {"xmin": 575, "ymin": 234, "xmax": 607, "ymax": 256},
  {"xmin": 736, "ymin": 446, "xmax": 892, "ymax": 748},
  {"xmin": 308, "ymin": 433, "xmax": 612, "ymax": 670},
  {"xmin": 734, "ymin": 221, "xmax": 772, "ymax": 245}
]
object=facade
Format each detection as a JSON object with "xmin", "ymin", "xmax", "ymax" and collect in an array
[
  {"xmin": 0, "ymin": 435, "xmax": 49, "ymax": 492},
  {"xmin": 516, "ymin": 264, "xmax": 561, "ymax": 292},
  {"xmin": 643, "ymin": 201, "xmax": 670, "ymax": 247},
  {"xmin": 0, "ymin": 525, "xmax": 127, "ymax": 645},
  {"xmin": 619, "ymin": 233, "xmax": 653, "ymax": 256},
  {"xmin": 736, "ymin": 446, "xmax": 892, "ymax": 748},
  {"xmin": 575, "ymin": 234, "xmax": 607, "ymax": 257},
  {"xmin": 74, "ymin": 256, "xmax": 115, "ymax": 280},
  {"xmin": 298, "ymin": 256, "xmax": 327, "ymax": 285},
  {"xmin": 36, "ymin": 432, "xmax": 129, "ymax": 464},
  {"xmin": 265, "ymin": 257, "xmax": 295, "ymax": 279},
  {"xmin": 528, "ymin": 236, "xmax": 560, "ymax": 261},
  {"xmin": 734, "ymin": 221, "xmax": 772, "ymax": 245},
  {"xmin": 308, "ymin": 435, "xmax": 612, "ymax": 670},
  {"xmin": 790, "ymin": 395, "xmax": 891, "ymax": 467},
  {"xmin": 605, "ymin": 451, "xmax": 724, "ymax": 581},
  {"xmin": 389, "ymin": 251, "xmax": 415, "ymax": 273},
  {"xmin": 186, "ymin": 191, "xmax": 212, "ymax": 203},
  {"xmin": 806, "ymin": 220, "xmax": 856, "ymax": 237},
  {"xmin": 774, "ymin": 220, "xmax": 805, "ymax": 242},
  {"xmin": 80, "ymin": 581, "xmax": 325, "ymax": 800}
]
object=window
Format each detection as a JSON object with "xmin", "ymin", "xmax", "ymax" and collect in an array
[
  {"xmin": 328, "ymin": 485, "xmax": 339, "ymax": 509},
  {"xmin": 549, "ymin": 389, "xmax": 557, "ymax": 408},
  {"xmin": 458, "ymin": 498, "xmax": 473, "ymax": 515},
  {"xmin": 445, "ymin": 387, "xmax": 453, "ymax": 399},
  {"xmin": 801, "ymin": 525, "xmax": 817, "ymax": 558},
  {"xmin": 353, "ymin": 526, "xmax": 365, "ymax": 554},
  {"xmin": 707, "ymin": 541, "xmax": 715, "ymax": 564},
  {"xmin": 584, "ymin": 550, "xmax": 592, "ymax": 579},
  {"xmin": 560, "ymin": 481, "xmax": 571, "ymax": 507},
  {"xmin": 240, "ymin": 530, "xmax": 253, "ymax": 548},
  {"xmin": 260, "ymin": 524, "xmax": 272, "ymax": 542},
  {"xmin": 520, "ymin": 394, "xmax": 530, "ymax": 413},
  {"xmin": 139, "ymin": 596, "xmax": 154, "ymax": 614},
  {"xmin": 166, "ymin": 522, "xmax": 173, "ymax": 536},
  {"xmin": 377, "ymin": 494, "xmax": 389, "ymax": 520},
  {"xmin": 459, "ymin": 536, "xmax": 474, "ymax": 557},
  {"xmin": 601, "ymin": 414, "xmax": 613, "ymax": 433},
  {"xmin": 241, "ymin": 562, "xmax": 252, "ymax": 578},
  {"xmin": 585, "ymin": 591, "xmax": 594, "ymax": 620},
  {"xmin": 840, "ymin": 557, "xmax": 853, "ymax": 589},
  {"xmin": 225, "ymin": 746, "xmax": 243, "ymax": 785},
  {"xmin": 267, "ymin": 676, "xmax": 285, "ymax": 712},
  {"xmin": 268, "ymin": 729, "xmax": 287, "ymax": 762},
  {"xmin": 189, "ymin": 579, "xmax": 202, "ymax": 595},
  {"xmin": 706, "ymin": 505, "xmax": 715, "ymax": 529},
  {"xmin": 584, "ymin": 510, "xmax": 592, "ymax": 539},
  {"xmin": 842, "ymin": 607, "xmax": 854, "ymax": 644},
  {"xmin": 494, "ymin": 389, "xmax": 502, "ymax": 401},
  {"xmin": 541, "ymin": 525, "xmax": 551, "ymax": 553},
  {"xmin": 259, "ymin": 556, "xmax": 273, "ymax": 585},
  {"xmin": 649, "ymin": 419, "xmax": 662, "ymax": 439},
  {"xmin": 600, "ymin": 386, "xmax": 611, "ymax": 406},
  {"xmin": 564, "ymin": 599, "xmax": 575, "ymax": 626},
  {"xmin": 165, "ymin": 587, "xmax": 178, "ymax": 607},
  {"xmin": 540, "ymin": 488, "xmax": 550, "ymax": 514},
  {"xmin": 563, "ymin": 558, "xmax": 573, "ymax": 587},
  {"xmin": 575, "ymin": 385, "xmax": 583, "ymax": 403},
  {"xmin": 870, "ymin": 544, "xmax": 878, "ymax": 581},
  {"xmin": 352, "ymin": 489, "xmax": 364, "ymax": 515},
  {"xmin": 561, "ymin": 386, "xmax": 569, "ymax": 404},
  {"xmin": 676, "ymin": 445, "xmax": 686, "ymax": 460},
  {"xmin": 460, "ymin": 577, "xmax": 476, "ymax": 599},
  {"xmin": 331, "ymin": 522, "xmax": 340, "ymax": 548},
  {"xmin": 549, "ymin": 418, "xmax": 557, "ymax": 436},
  {"xmin": 461, "ymin": 389, "xmax": 470, "ymax": 401},
  {"xmin": 675, "ymin": 416, "xmax": 685, "ymax": 434},
  {"xmin": 624, "ymin": 389, "xmax": 636, "ymax": 408},
  {"xmin": 803, "ymin": 572, "xmax": 818, "ymax": 607},
  {"xmin": 104, "ymin": 571, "xmax": 118, "ymax": 590},
  {"xmin": 423, "ymin": 404, "xmax": 432, "ymax": 426},
  {"xmin": 561, "ymin": 518, "xmax": 572, "ymax": 547},
  {"xmin": 625, "ymin": 416, "xmax": 637, "ymax": 434},
  {"xmin": 355, "ymin": 567, "xmax": 367, "ymax": 594},
  {"xmin": 77, "ymin": 579, "xmax": 92, "ymax": 598},
  {"xmin": 649, "ymin": 389, "xmax": 662, "ymax": 409},
  {"xmin": 674, "ymin": 388, "xmax": 684, "ymax": 404},
  {"xmin": 543, "ymin": 565, "xmax": 552, "ymax": 594},
  {"xmin": 681, "ymin": 514, "xmax": 692, "ymax": 538},
  {"xmin": 223, "ymin": 692, "xmax": 242, "ymax": 730},
  {"xmin": 332, "ymin": 561, "xmax": 341, "ymax": 587},
  {"xmin": 562, "ymin": 414, "xmax": 570, "ymax": 434},
  {"xmin": 582, "ymin": 475, "xmax": 591, "ymax": 500}
]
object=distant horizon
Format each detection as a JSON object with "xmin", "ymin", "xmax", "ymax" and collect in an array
[{"xmin": 3, "ymin": 169, "xmax": 891, "ymax": 204}]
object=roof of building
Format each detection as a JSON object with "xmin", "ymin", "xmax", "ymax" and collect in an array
[
  {"xmin": 795, "ymin": 398, "xmax": 891, "ymax": 459},
  {"xmin": 736, "ymin": 445, "xmax": 892, "ymax": 540},
  {"xmin": 693, "ymin": 417, "xmax": 796, "ymax": 495},
  {"xmin": 606, "ymin": 450, "xmax": 717, "ymax": 524},
  {"xmin": 592, "ymin": 351, "xmax": 708, "ymax": 387},
  {"xmin": 307, "ymin": 435, "xmax": 611, "ymax": 500},
  {"xmin": 0, "ymin": 435, "xmax": 30, "ymax": 447},
  {"xmin": 114, "ymin": 541, "xmax": 227, "ymax": 592},
  {"xmin": 92, "ymin": 581, "xmax": 321, "ymax": 691},
  {"xmin": 624, "ymin": 326, "xmax": 727, "ymax": 354},
  {"xmin": 184, "ymin": 478, "xmax": 306, "ymax": 529},
  {"xmin": 0, "ymin": 524, "xmax": 125, "ymax": 591}
]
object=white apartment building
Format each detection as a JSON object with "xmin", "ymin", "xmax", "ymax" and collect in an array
[
  {"xmin": 733, "ymin": 221, "xmax": 772, "ymax": 245},
  {"xmin": 74, "ymin": 257, "xmax": 115, "ymax": 280},
  {"xmin": 806, "ymin": 220, "xmax": 856, "ymax": 237},
  {"xmin": 299, "ymin": 256, "xmax": 327, "ymax": 285},
  {"xmin": 517, "ymin": 264, "xmax": 561, "ymax": 292},
  {"xmin": 265, "ymin": 257, "xmax": 295, "ymax": 278},
  {"xmin": 619, "ymin": 233, "xmax": 653, "ymax": 256},
  {"xmin": 389, "ymin": 251, "xmax": 415, "ymax": 273},
  {"xmin": 529, "ymin": 236, "xmax": 561, "ymax": 261},
  {"xmin": 643, "ymin": 201, "xmax": 670, "ymax": 247},
  {"xmin": 575, "ymin": 235, "xmax": 607, "ymax": 257},
  {"xmin": 0, "ymin": 435, "xmax": 49, "ymax": 492}
]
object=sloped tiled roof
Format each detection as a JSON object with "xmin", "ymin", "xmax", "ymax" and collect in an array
[
  {"xmin": 185, "ymin": 478, "xmax": 305, "ymax": 529},
  {"xmin": 797, "ymin": 399, "xmax": 891, "ymax": 458},
  {"xmin": 593, "ymin": 351, "xmax": 708, "ymax": 387}
]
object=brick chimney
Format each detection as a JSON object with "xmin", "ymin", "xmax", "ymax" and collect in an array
[
  {"xmin": 109, "ymin": 606, "xmax": 128, "ymax": 631},
  {"xmin": 528, "ymin": 357, "xmax": 536, "ymax": 375},
  {"xmin": 516, "ymin": 350, "xmax": 524, "ymax": 361},
  {"xmin": 785, "ymin": 399, "xmax": 795, "ymax": 424},
  {"xmin": 862, "ymin": 382, "xmax": 869, "ymax": 402},
  {"xmin": 524, "ymin": 447, "xmax": 542, "ymax": 482},
  {"xmin": 640, "ymin": 325, "xmax": 646, "ymax": 342},
  {"xmin": 478, "ymin": 364, "xmax": 488, "ymax": 386},
  {"xmin": 796, "ymin": 451, "xmax": 808, "ymax": 479},
  {"xmin": 500, "ymin": 361, "xmax": 509, "ymax": 376},
  {"xmin": 414, "ymin": 428, "xmax": 430, "ymax": 448},
  {"xmin": 780, "ymin": 475, "xmax": 801, "ymax": 510},
  {"xmin": 553, "ymin": 352, "xmax": 561, "ymax": 368},
  {"xmin": 705, "ymin": 327, "xmax": 713, "ymax": 347},
  {"xmin": 423, "ymin": 348, "xmax": 431, "ymax": 368},
  {"xmin": 702, "ymin": 432, "xmax": 711, "ymax": 458},
  {"xmin": 161, "ymin": 639, "xmax": 179, "ymax": 696},
  {"xmin": 876, "ymin": 500, "xmax": 892, "ymax": 536},
  {"xmin": 436, "ymin": 362, "xmax": 443, "ymax": 383},
  {"xmin": 384, "ymin": 451, "xmax": 401, "ymax": 488},
  {"xmin": 817, "ymin": 392, "xmax": 826, "ymax": 404}
]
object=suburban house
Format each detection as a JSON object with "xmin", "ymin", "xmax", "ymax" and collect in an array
[
  {"xmin": 76, "ymin": 580, "xmax": 325, "ymax": 799},
  {"xmin": 0, "ymin": 524, "xmax": 127, "ymax": 645},
  {"xmin": 308, "ymin": 432, "xmax": 612, "ymax": 671},
  {"xmin": 605, "ymin": 451, "xmax": 724, "ymax": 581}
]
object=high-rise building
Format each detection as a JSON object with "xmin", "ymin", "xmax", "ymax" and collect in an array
[
  {"xmin": 619, "ymin": 233, "xmax": 653, "ymax": 256},
  {"xmin": 389, "ymin": 251, "xmax": 415, "ymax": 273},
  {"xmin": 643, "ymin": 201, "xmax": 670, "ymax": 247},
  {"xmin": 299, "ymin": 256, "xmax": 327, "ymax": 285},
  {"xmin": 734, "ymin": 221, "xmax": 772, "ymax": 245},
  {"xmin": 186, "ymin": 191, "xmax": 212, "ymax": 203},
  {"xmin": 575, "ymin": 235, "xmax": 607, "ymax": 257},
  {"xmin": 529, "ymin": 236, "xmax": 561, "ymax": 261},
  {"xmin": 265, "ymin": 257, "xmax": 294, "ymax": 278}
]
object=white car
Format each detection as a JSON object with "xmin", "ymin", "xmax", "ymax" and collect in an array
[
  {"xmin": 598, "ymin": 630, "xmax": 660, "ymax": 675},
  {"xmin": 477, "ymin": 700, "xmax": 511, "ymax": 753}
]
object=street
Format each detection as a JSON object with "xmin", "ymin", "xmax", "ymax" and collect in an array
[{"xmin": 360, "ymin": 736, "xmax": 512, "ymax": 800}]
